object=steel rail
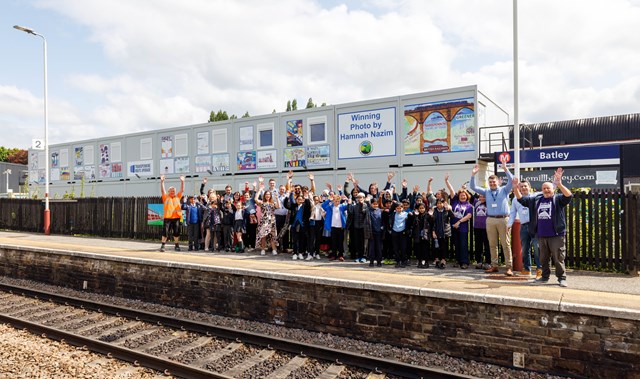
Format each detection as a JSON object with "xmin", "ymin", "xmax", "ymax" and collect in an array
[{"xmin": 0, "ymin": 282, "xmax": 476, "ymax": 379}]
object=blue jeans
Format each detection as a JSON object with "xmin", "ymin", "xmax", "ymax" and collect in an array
[{"xmin": 520, "ymin": 223, "xmax": 540, "ymax": 271}]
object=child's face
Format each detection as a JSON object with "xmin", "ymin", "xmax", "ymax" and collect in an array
[
  {"xmin": 371, "ymin": 201, "xmax": 379, "ymax": 209},
  {"xmin": 236, "ymin": 202, "xmax": 243, "ymax": 208},
  {"xmin": 395, "ymin": 205, "xmax": 403, "ymax": 213},
  {"xmin": 437, "ymin": 201, "xmax": 444, "ymax": 209}
]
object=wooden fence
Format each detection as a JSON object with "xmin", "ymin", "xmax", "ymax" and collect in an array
[{"xmin": 0, "ymin": 193, "xmax": 638, "ymax": 273}]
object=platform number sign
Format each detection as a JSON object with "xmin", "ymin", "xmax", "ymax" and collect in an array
[{"xmin": 32, "ymin": 139, "xmax": 45, "ymax": 151}]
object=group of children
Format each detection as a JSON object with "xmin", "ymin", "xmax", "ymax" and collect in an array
[{"xmin": 171, "ymin": 170, "xmax": 496, "ymax": 271}]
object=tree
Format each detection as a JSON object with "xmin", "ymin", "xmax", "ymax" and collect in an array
[
  {"xmin": 306, "ymin": 98, "xmax": 315, "ymax": 109},
  {"xmin": 241, "ymin": 111, "xmax": 250, "ymax": 118},
  {"xmin": 209, "ymin": 110, "xmax": 231, "ymax": 122},
  {"xmin": 321, "ymin": 102, "xmax": 327, "ymax": 107},
  {"xmin": 286, "ymin": 100, "xmax": 292, "ymax": 112},
  {"xmin": 272, "ymin": 109, "xmax": 276, "ymax": 114},
  {"xmin": 291, "ymin": 99, "xmax": 298, "ymax": 111},
  {"xmin": 7, "ymin": 149, "xmax": 27, "ymax": 165},
  {"xmin": 0, "ymin": 147, "xmax": 9, "ymax": 162}
]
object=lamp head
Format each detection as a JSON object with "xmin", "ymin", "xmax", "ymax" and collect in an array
[{"xmin": 14, "ymin": 25, "xmax": 36, "ymax": 35}]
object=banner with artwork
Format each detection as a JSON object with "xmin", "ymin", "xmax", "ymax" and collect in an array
[
  {"xmin": 175, "ymin": 157, "xmax": 190, "ymax": 173},
  {"xmin": 195, "ymin": 155, "xmax": 212, "ymax": 173},
  {"xmin": 128, "ymin": 160, "xmax": 153, "ymax": 177},
  {"xmin": 100, "ymin": 144, "xmax": 110, "ymax": 164},
  {"xmin": 99, "ymin": 164, "xmax": 111, "ymax": 179},
  {"xmin": 286, "ymin": 119, "xmax": 303, "ymax": 147},
  {"xmin": 60, "ymin": 168, "xmax": 71, "ymax": 181},
  {"xmin": 111, "ymin": 163, "xmax": 123, "ymax": 178},
  {"xmin": 257, "ymin": 150, "xmax": 277, "ymax": 169},
  {"xmin": 237, "ymin": 151, "xmax": 256, "ymax": 171},
  {"xmin": 197, "ymin": 132, "xmax": 209, "ymax": 155},
  {"xmin": 403, "ymin": 97, "xmax": 475, "ymax": 155},
  {"xmin": 239, "ymin": 126, "xmax": 254, "ymax": 151},
  {"xmin": 284, "ymin": 147, "xmax": 305, "ymax": 168},
  {"xmin": 160, "ymin": 158, "xmax": 174, "ymax": 174},
  {"xmin": 306, "ymin": 145, "xmax": 330, "ymax": 167},
  {"xmin": 74, "ymin": 147, "xmax": 84, "ymax": 166},
  {"xmin": 212, "ymin": 154, "xmax": 230, "ymax": 172},
  {"xmin": 161, "ymin": 136, "xmax": 173, "ymax": 158}
]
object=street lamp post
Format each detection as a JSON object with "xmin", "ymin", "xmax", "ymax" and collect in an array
[{"xmin": 14, "ymin": 25, "xmax": 50, "ymax": 235}]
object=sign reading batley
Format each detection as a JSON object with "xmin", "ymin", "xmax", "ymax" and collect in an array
[{"xmin": 496, "ymin": 145, "xmax": 620, "ymax": 168}]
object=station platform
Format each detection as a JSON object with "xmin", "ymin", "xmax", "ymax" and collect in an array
[{"xmin": 1, "ymin": 230, "xmax": 638, "ymax": 320}]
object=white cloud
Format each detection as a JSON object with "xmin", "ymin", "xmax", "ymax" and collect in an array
[{"xmin": 2, "ymin": 0, "xmax": 634, "ymax": 150}]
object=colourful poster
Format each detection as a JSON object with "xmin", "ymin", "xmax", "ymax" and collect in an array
[
  {"xmin": 237, "ymin": 151, "xmax": 256, "ymax": 170},
  {"xmin": 99, "ymin": 163, "xmax": 111, "ymax": 179},
  {"xmin": 51, "ymin": 151, "xmax": 59, "ymax": 168},
  {"xmin": 257, "ymin": 150, "xmax": 277, "ymax": 169},
  {"xmin": 127, "ymin": 160, "xmax": 153, "ymax": 177},
  {"xmin": 175, "ymin": 157, "xmax": 190, "ymax": 173},
  {"xmin": 422, "ymin": 112, "xmax": 449, "ymax": 153},
  {"xmin": 197, "ymin": 132, "xmax": 209, "ymax": 155},
  {"xmin": 74, "ymin": 147, "xmax": 84, "ymax": 166},
  {"xmin": 403, "ymin": 97, "xmax": 475, "ymax": 155},
  {"xmin": 60, "ymin": 167, "xmax": 71, "ymax": 181},
  {"xmin": 284, "ymin": 147, "xmax": 306, "ymax": 168},
  {"xmin": 84, "ymin": 165, "xmax": 96, "ymax": 180},
  {"xmin": 161, "ymin": 136, "xmax": 173, "ymax": 158},
  {"xmin": 100, "ymin": 144, "xmax": 110, "ymax": 164},
  {"xmin": 286, "ymin": 119, "xmax": 303, "ymax": 147},
  {"xmin": 450, "ymin": 107, "xmax": 475, "ymax": 152},
  {"xmin": 111, "ymin": 163, "xmax": 123, "ymax": 178},
  {"xmin": 306, "ymin": 145, "xmax": 330, "ymax": 166},
  {"xmin": 195, "ymin": 155, "xmax": 212, "ymax": 173},
  {"xmin": 160, "ymin": 158, "xmax": 174, "ymax": 174},
  {"xmin": 239, "ymin": 126, "xmax": 254, "ymax": 151},
  {"xmin": 73, "ymin": 167, "xmax": 85, "ymax": 180},
  {"xmin": 212, "ymin": 154, "xmax": 230, "ymax": 172}
]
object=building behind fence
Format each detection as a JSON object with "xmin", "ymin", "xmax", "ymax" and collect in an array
[{"xmin": 0, "ymin": 193, "xmax": 638, "ymax": 273}]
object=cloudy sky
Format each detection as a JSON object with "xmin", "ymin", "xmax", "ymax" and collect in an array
[{"xmin": 1, "ymin": 0, "xmax": 639, "ymax": 149}]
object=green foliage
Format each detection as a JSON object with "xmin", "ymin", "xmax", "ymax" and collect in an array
[
  {"xmin": 286, "ymin": 100, "xmax": 292, "ymax": 112},
  {"xmin": 291, "ymin": 99, "xmax": 298, "ymax": 111},
  {"xmin": 241, "ymin": 111, "xmax": 250, "ymax": 118},
  {"xmin": 0, "ymin": 147, "xmax": 27, "ymax": 164},
  {"xmin": 209, "ymin": 110, "xmax": 230, "ymax": 122},
  {"xmin": 320, "ymin": 102, "xmax": 327, "ymax": 107},
  {"xmin": 306, "ymin": 98, "xmax": 315, "ymax": 109}
]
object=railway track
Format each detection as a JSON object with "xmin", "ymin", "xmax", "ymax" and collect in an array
[{"xmin": 0, "ymin": 282, "xmax": 476, "ymax": 379}]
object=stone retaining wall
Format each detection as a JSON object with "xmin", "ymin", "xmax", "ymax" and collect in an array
[{"xmin": 0, "ymin": 247, "xmax": 638, "ymax": 378}]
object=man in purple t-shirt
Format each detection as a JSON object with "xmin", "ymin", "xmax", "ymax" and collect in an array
[{"xmin": 513, "ymin": 168, "xmax": 573, "ymax": 287}]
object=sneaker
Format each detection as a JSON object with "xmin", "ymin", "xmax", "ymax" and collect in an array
[
  {"xmin": 260, "ymin": 250, "xmax": 266, "ymax": 256},
  {"xmin": 292, "ymin": 254, "xmax": 298, "ymax": 260},
  {"xmin": 536, "ymin": 269, "xmax": 543, "ymax": 280},
  {"xmin": 315, "ymin": 254, "xmax": 321, "ymax": 260},
  {"xmin": 482, "ymin": 263, "xmax": 492, "ymax": 270},
  {"xmin": 505, "ymin": 269, "xmax": 514, "ymax": 277},
  {"xmin": 439, "ymin": 261, "xmax": 446, "ymax": 269},
  {"xmin": 174, "ymin": 245, "xmax": 181, "ymax": 252},
  {"xmin": 159, "ymin": 246, "xmax": 165, "ymax": 252},
  {"xmin": 558, "ymin": 280, "xmax": 568, "ymax": 287},
  {"xmin": 475, "ymin": 263, "xmax": 483, "ymax": 269},
  {"xmin": 369, "ymin": 261, "xmax": 374, "ymax": 267},
  {"xmin": 360, "ymin": 258, "xmax": 367, "ymax": 263},
  {"xmin": 272, "ymin": 250, "xmax": 278, "ymax": 255},
  {"xmin": 484, "ymin": 266, "xmax": 499, "ymax": 273},
  {"xmin": 306, "ymin": 254, "xmax": 313, "ymax": 260},
  {"xmin": 461, "ymin": 264, "xmax": 468, "ymax": 269},
  {"xmin": 338, "ymin": 256, "xmax": 345, "ymax": 262},
  {"xmin": 534, "ymin": 277, "xmax": 549, "ymax": 283},
  {"xmin": 520, "ymin": 270, "xmax": 531, "ymax": 276}
]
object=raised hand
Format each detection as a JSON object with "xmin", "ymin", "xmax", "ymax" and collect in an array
[
  {"xmin": 287, "ymin": 170, "xmax": 294, "ymax": 179},
  {"xmin": 179, "ymin": 175, "xmax": 185, "ymax": 182},
  {"xmin": 308, "ymin": 173, "xmax": 314, "ymax": 181},
  {"xmin": 258, "ymin": 175, "xmax": 264, "ymax": 183},
  {"xmin": 402, "ymin": 178, "xmax": 407, "ymax": 188},
  {"xmin": 553, "ymin": 167, "xmax": 564, "ymax": 185},
  {"xmin": 471, "ymin": 165, "xmax": 480, "ymax": 176}
]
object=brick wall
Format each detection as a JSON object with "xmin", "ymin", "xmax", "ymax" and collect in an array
[{"xmin": 0, "ymin": 247, "xmax": 638, "ymax": 378}]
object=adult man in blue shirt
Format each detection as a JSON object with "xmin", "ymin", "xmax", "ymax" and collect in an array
[{"xmin": 470, "ymin": 160, "xmax": 514, "ymax": 276}]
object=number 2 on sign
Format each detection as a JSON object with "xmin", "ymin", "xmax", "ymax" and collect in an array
[{"xmin": 32, "ymin": 139, "xmax": 45, "ymax": 150}]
